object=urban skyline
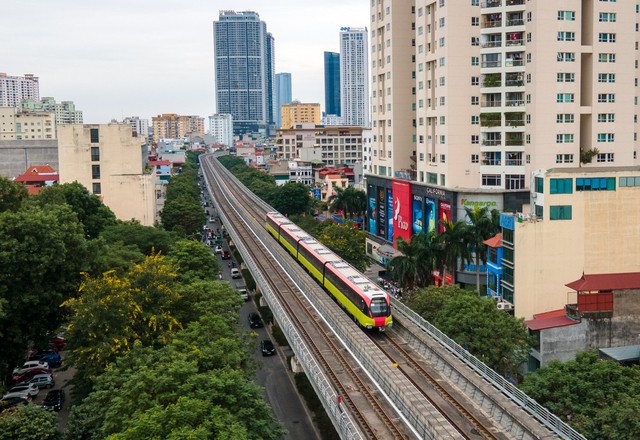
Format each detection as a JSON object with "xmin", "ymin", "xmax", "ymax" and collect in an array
[{"xmin": 0, "ymin": 1, "xmax": 368, "ymax": 124}]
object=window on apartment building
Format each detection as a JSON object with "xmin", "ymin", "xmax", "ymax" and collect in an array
[
  {"xmin": 576, "ymin": 177, "xmax": 616, "ymax": 190},
  {"xmin": 526, "ymin": 94, "xmax": 532, "ymax": 104},
  {"xmin": 535, "ymin": 177, "xmax": 544, "ymax": 193},
  {"xmin": 439, "ymin": 116, "xmax": 446, "ymax": 125},
  {"xmin": 526, "ymin": 134, "xmax": 531, "ymax": 144},
  {"xmin": 556, "ymin": 113, "xmax": 575, "ymax": 123},
  {"xmin": 526, "ymin": 114, "xmax": 531, "ymax": 124},
  {"xmin": 596, "ymin": 152, "xmax": 615, "ymax": 162},
  {"xmin": 599, "ymin": 12, "xmax": 616, "ymax": 22},
  {"xmin": 555, "ymin": 153, "xmax": 574, "ymax": 163},
  {"xmin": 598, "ymin": 33, "xmax": 616, "ymax": 43},
  {"xmin": 471, "ymin": 0, "xmax": 479, "ymax": 5},
  {"xmin": 550, "ymin": 178, "xmax": 573, "ymax": 193},
  {"xmin": 557, "ymin": 93, "xmax": 575, "ymax": 103},
  {"xmin": 471, "ymin": 17, "xmax": 479, "ymax": 26},
  {"xmin": 597, "ymin": 73, "xmax": 616, "ymax": 83},
  {"xmin": 557, "ymin": 52, "xmax": 575, "ymax": 62},
  {"xmin": 482, "ymin": 174, "xmax": 501, "ymax": 186},
  {"xmin": 598, "ymin": 53, "xmax": 616, "ymax": 63},
  {"xmin": 556, "ymin": 134, "xmax": 574, "ymax": 143},
  {"xmin": 526, "ymin": 32, "xmax": 532, "ymax": 43},
  {"xmin": 527, "ymin": 11, "xmax": 532, "ymax": 22},
  {"xmin": 471, "ymin": 96, "xmax": 479, "ymax": 105},
  {"xmin": 620, "ymin": 176, "xmax": 640, "ymax": 187},
  {"xmin": 91, "ymin": 165, "xmax": 101, "ymax": 179},
  {"xmin": 471, "ymin": 154, "xmax": 479, "ymax": 163},
  {"xmin": 440, "ymin": 96, "xmax": 446, "ymax": 106},
  {"xmin": 557, "ymin": 31, "xmax": 575, "ymax": 41},
  {"xmin": 550, "ymin": 205, "xmax": 572, "ymax": 220},
  {"xmin": 439, "ymin": 57, "xmax": 445, "ymax": 66},
  {"xmin": 471, "ymin": 76, "xmax": 479, "ymax": 85},
  {"xmin": 440, "ymin": 174, "xmax": 446, "ymax": 186},
  {"xmin": 471, "ymin": 56, "xmax": 479, "ymax": 66},
  {"xmin": 439, "ymin": 37, "xmax": 445, "ymax": 47},
  {"xmin": 427, "ymin": 173, "xmax": 438, "ymax": 184},
  {"xmin": 471, "ymin": 115, "xmax": 479, "ymax": 124},
  {"xmin": 439, "ymin": 135, "xmax": 446, "ymax": 144},
  {"xmin": 472, "ymin": 37, "xmax": 479, "ymax": 46},
  {"xmin": 92, "ymin": 183, "xmax": 101, "ymax": 195},
  {"xmin": 597, "ymin": 133, "xmax": 615, "ymax": 142},
  {"xmin": 597, "ymin": 113, "xmax": 615, "ymax": 122},
  {"xmin": 472, "ymin": 135, "xmax": 479, "ymax": 144},
  {"xmin": 90, "ymin": 128, "xmax": 99, "ymax": 143},
  {"xmin": 439, "ymin": 76, "xmax": 445, "ymax": 86},
  {"xmin": 558, "ymin": 11, "xmax": 575, "ymax": 21},
  {"xmin": 597, "ymin": 93, "xmax": 615, "ymax": 103},
  {"xmin": 90, "ymin": 147, "xmax": 100, "ymax": 161},
  {"xmin": 439, "ymin": 17, "xmax": 445, "ymax": 27}
]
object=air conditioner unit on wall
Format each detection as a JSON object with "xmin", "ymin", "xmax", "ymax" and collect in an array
[{"xmin": 497, "ymin": 301, "xmax": 514, "ymax": 311}]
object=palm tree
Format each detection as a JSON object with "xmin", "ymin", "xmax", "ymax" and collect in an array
[
  {"xmin": 388, "ymin": 232, "xmax": 436, "ymax": 292},
  {"xmin": 327, "ymin": 186, "xmax": 367, "ymax": 221},
  {"xmin": 435, "ymin": 220, "xmax": 472, "ymax": 285},
  {"xmin": 465, "ymin": 206, "xmax": 496, "ymax": 294}
]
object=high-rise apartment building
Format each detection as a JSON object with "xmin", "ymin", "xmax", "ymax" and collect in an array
[
  {"xmin": 0, "ymin": 107, "xmax": 55, "ymax": 140},
  {"xmin": 21, "ymin": 97, "xmax": 83, "ymax": 125},
  {"xmin": 0, "ymin": 73, "xmax": 39, "ymax": 107},
  {"xmin": 213, "ymin": 10, "xmax": 275, "ymax": 136},
  {"xmin": 151, "ymin": 114, "xmax": 204, "ymax": 143},
  {"xmin": 324, "ymin": 52, "xmax": 341, "ymax": 116},
  {"xmin": 280, "ymin": 102, "xmax": 321, "ymax": 130},
  {"xmin": 340, "ymin": 27, "xmax": 369, "ymax": 127},
  {"xmin": 209, "ymin": 113, "xmax": 234, "ymax": 147},
  {"xmin": 122, "ymin": 116, "xmax": 149, "ymax": 139},
  {"xmin": 275, "ymin": 73, "xmax": 292, "ymax": 128}
]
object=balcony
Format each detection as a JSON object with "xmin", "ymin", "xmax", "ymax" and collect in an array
[
  {"xmin": 504, "ymin": 58, "xmax": 524, "ymax": 67},
  {"xmin": 505, "ymin": 0, "xmax": 525, "ymax": 6},
  {"xmin": 482, "ymin": 60, "xmax": 502, "ymax": 68},
  {"xmin": 505, "ymin": 135, "xmax": 523, "ymax": 146},
  {"xmin": 482, "ymin": 19, "xmax": 502, "ymax": 29},
  {"xmin": 481, "ymin": 99, "xmax": 502, "ymax": 108},
  {"xmin": 482, "ymin": 40, "xmax": 503, "ymax": 48},
  {"xmin": 480, "ymin": 113, "xmax": 501, "ymax": 127},
  {"xmin": 505, "ymin": 38, "xmax": 523, "ymax": 47},
  {"xmin": 481, "ymin": 0, "xmax": 501, "ymax": 7},
  {"xmin": 482, "ymin": 138, "xmax": 502, "ymax": 146}
]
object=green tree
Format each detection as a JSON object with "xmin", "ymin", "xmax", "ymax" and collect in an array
[
  {"xmin": 160, "ymin": 195, "xmax": 205, "ymax": 237},
  {"xmin": 0, "ymin": 176, "xmax": 28, "ymax": 213},
  {"xmin": 434, "ymin": 220, "xmax": 472, "ymax": 285},
  {"xmin": 271, "ymin": 182, "xmax": 313, "ymax": 216},
  {"xmin": 520, "ymin": 350, "xmax": 640, "ymax": 439},
  {"xmin": 0, "ymin": 404, "xmax": 59, "ymax": 440},
  {"xmin": 464, "ymin": 206, "xmax": 497, "ymax": 294},
  {"xmin": 0, "ymin": 204, "xmax": 89, "ymax": 378},
  {"xmin": 327, "ymin": 186, "xmax": 367, "ymax": 220},
  {"xmin": 388, "ymin": 232, "xmax": 436, "ymax": 292},
  {"xmin": 35, "ymin": 182, "xmax": 117, "ymax": 238},
  {"xmin": 433, "ymin": 292, "xmax": 532, "ymax": 377},
  {"xmin": 167, "ymin": 239, "xmax": 219, "ymax": 283},
  {"xmin": 316, "ymin": 222, "xmax": 368, "ymax": 271},
  {"xmin": 406, "ymin": 284, "xmax": 467, "ymax": 322},
  {"xmin": 100, "ymin": 220, "xmax": 176, "ymax": 255}
]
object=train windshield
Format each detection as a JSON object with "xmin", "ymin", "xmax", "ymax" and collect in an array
[{"xmin": 369, "ymin": 298, "xmax": 389, "ymax": 317}]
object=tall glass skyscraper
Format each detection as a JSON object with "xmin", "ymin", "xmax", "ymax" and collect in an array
[
  {"xmin": 275, "ymin": 73, "xmax": 292, "ymax": 129},
  {"xmin": 339, "ymin": 28, "xmax": 369, "ymax": 127},
  {"xmin": 323, "ymin": 52, "xmax": 340, "ymax": 117},
  {"xmin": 213, "ymin": 10, "xmax": 275, "ymax": 135}
]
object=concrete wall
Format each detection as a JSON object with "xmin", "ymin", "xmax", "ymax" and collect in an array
[{"xmin": 0, "ymin": 140, "xmax": 58, "ymax": 178}]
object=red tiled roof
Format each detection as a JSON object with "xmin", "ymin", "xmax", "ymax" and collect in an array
[
  {"xmin": 26, "ymin": 165, "xmax": 56, "ymax": 174},
  {"xmin": 483, "ymin": 233, "xmax": 502, "ymax": 247},
  {"xmin": 526, "ymin": 309, "xmax": 578, "ymax": 331},
  {"xmin": 566, "ymin": 272, "xmax": 640, "ymax": 292},
  {"xmin": 14, "ymin": 174, "xmax": 59, "ymax": 182},
  {"xmin": 148, "ymin": 160, "xmax": 171, "ymax": 166}
]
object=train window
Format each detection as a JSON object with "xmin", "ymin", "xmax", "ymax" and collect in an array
[{"xmin": 370, "ymin": 298, "xmax": 389, "ymax": 317}]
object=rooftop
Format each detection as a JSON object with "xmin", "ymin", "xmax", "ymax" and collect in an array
[{"xmin": 566, "ymin": 272, "xmax": 640, "ymax": 292}]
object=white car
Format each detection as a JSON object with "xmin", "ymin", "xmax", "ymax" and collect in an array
[
  {"xmin": 214, "ymin": 245, "xmax": 222, "ymax": 254},
  {"xmin": 13, "ymin": 360, "xmax": 49, "ymax": 374},
  {"xmin": 231, "ymin": 268, "xmax": 241, "ymax": 279},
  {"xmin": 6, "ymin": 383, "xmax": 39, "ymax": 398}
]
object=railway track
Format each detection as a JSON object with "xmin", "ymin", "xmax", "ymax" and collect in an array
[{"xmin": 202, "ymin": 156, "xmax": 412, "ymax": 439}]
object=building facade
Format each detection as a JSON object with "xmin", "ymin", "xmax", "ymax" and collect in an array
[
  {"xmin": 0, "ymin": 107, "xmax": 56, "ymax": 140},
  {"xmin": 209, "ymin": 113, "xmax": 234, "ymax": 147},
  {"xmin": 57, "ymin": 124, "xmax": 156, "ymax": 226},
  {"xmin": 275, "ymin": 72, "xmax": 292, "ymax": 129},
  {"xmin": 21, "ymin": 97, "xmax": 83, "ymax": 125},
  {"xmin": 324, "ymin": 51, "xmax": 341, "ymax": 117},
  {"xmin": 280, "ymin": 102, "xmax": 321, "ymax": 129},
  {"xmin": 0, "ymin": 73, "xmax": 39, "ymax": 107},
  {"xmin": 213, "ymin": 10, "xmax": 275, "ymax": 136},
  {"xmin": 122, "ymin": 116, "xmax": 149, "ymax": 139},
  {"xmin": 340, "ymin": 27, "xmax": 369, "ymax": 127},
  {"xmin": 151, "ymin": 114, "xmax": 204, "ymax": 143},
  {"xmin": 275, "ymin": 122, "xmax": 363, "ymax": 167}
]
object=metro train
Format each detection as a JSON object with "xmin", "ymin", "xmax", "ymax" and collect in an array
[{"xmin": 266, "ymin": 211, "xmax": 392, "ymax": 331}]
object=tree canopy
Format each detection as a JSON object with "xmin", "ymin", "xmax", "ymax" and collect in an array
[
  {"xmin": 0, "ymin": 404, "xmax": 58, "ymax": 440},
  {"xmin": 316, "ymin": 222, "xmax": 368, "ymax": 272},
  {"xmin": 0, "ymin": 176, "xmax": 28, "ymax": 213},
  {"xmin": 520, "ymin": 350, "xmax": 640, "ymax": 439}
]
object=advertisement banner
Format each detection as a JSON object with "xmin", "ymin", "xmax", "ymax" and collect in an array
[
  {"xmin": 387, "ymin": 188, "xmax": 394, "ymax": 241},
  {"xmin": 392, "ymin": 180, "xmax": 412, "ymax": 244},
  {"xmin": 377, "ymin": 186, "xmax": 386, "ymax": 238},
  {"xmin": 457, "ymin": 193, "xmax": 503, "ymax": 224},
  {"xmin": 425, "ymin": 198, "xmax": 437, "ymax": 234},
  {"xmin": 438, "ymin": 200, "xmax": 451, "ymax": 233},
  {"xmin": 412, "ymin": 195, "xmax": 424, "ymax": 235},
  {"xmin": 368, "ymin": 196, "xmax": 377, "ymax": 234}
]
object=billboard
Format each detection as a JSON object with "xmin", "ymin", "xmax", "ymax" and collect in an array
[
  {"xmin": 425, "ymin": 198, "xmax": 437, "ymax": 234},
  {"xmin": 387, "ymin": 188, "xmax": 394, "ymax": 241},
  {"xmin": 438, "ymin": 200, "xmax": 451, "ymax": 233},
  {"xmin": 377, "ymin": 186, "xmax": 386, "ymax": 238},
  {"xmin": 392, "ymin": 180, "xmax": 412, "ymax": 244},
  {"xmin": 368, "ymin": 196, "xmax": 377, "ymax": 234},
  {"xmin": 412, "ymin": 195, "xmax": 424, "ymax": 235}
]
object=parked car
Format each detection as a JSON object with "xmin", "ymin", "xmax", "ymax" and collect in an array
[
  {"xmin": 221, "ymin": 250, "xmax": 231, "ymax": 260},
  {"xmin": 17, "ymin": 374, "xmax": 55, "ymax": 389},
  {"xmin": 238, "ymin": 288, "xmax": 249, "ymax": 301},
  {"xmin": 0, "ymin": 396, "xmax": 29, "ymax": 413},
  {"xmin": 231, "ymin": 268, "xmax": 241, "ymax": 279},
  {"xmin": 214, "ymin": 245, "xmax": 222, "ymax": 254},
  {"xmin": 209, "ymin": 216, "xmax": 216, "ymax": 223},
  {"xmin": 248, "ymin": 313, "xmax": 263, "ymax": 329},
  {"xmin": 48, "ymin": 336, "xmax": 67, "ymax": 350},
  {"xmin": 41, "ymin": 389, "xmax": 65, "ymax": 411},
  {"xmin": 29, "ymin": 348, "xmax": 57, "ymax": 361},
  {"xmin": 39, "ymin": 352, "xmax": 62, "ymax": 368},
  {"xmin": 2, "ymin": 390, "xmax": 33, "ymax": 401},
  {"xmin": 261, "ymin": 339, "xmax": 276, "ymax": 356},
  {"xmin": 11, "ymin": 368, "xmax": 52, "ymax": 385},
  {"xmin": 13, "ymin": 360, "xmax": 49, "ymax": 374},
  {"xmin": 6, "ymin": 383, "xmax": 39, "ymax": 398}
]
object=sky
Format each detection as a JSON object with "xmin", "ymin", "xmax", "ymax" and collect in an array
[{"xmin": 0, "ymin": 0, "xmax": 368, "ymax": 124}]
